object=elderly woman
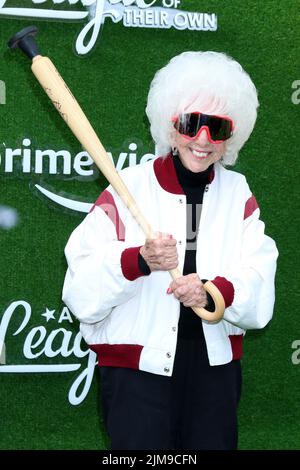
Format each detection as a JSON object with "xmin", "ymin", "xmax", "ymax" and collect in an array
[{"xmin": 62, "ymin": 51, "xmax": 278, "ymax": 450}]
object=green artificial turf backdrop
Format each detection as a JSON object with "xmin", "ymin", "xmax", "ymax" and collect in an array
[{"xmin": 0, "ymin": 0, "xmax": 299, "ymax": 450}]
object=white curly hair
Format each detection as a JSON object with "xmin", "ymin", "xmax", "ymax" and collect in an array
[{"xmin": 145, "ymin": 51, "xmax": 259, "ymax": 165}]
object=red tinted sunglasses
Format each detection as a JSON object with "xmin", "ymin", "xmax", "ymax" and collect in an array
[{"xmin": 172, "ymin": 112, "xmax": 234, "ymax": 143}]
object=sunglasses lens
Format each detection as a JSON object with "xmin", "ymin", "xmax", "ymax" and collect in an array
[
  {"xmin": 175, "ymin": 113, "xmax": 200, "ymax": 137},
  {"xmin": 208, "ymin": 116, "xmax": 232, "ymax": 141},
  {"xmin": 174, "ymin": 113, "xmax": 232, "ymax": 141}
]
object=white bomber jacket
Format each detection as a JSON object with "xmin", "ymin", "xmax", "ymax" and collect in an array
[{"xmin": 62, "ymin": 154, "xmax": 278, "ymax": 376}]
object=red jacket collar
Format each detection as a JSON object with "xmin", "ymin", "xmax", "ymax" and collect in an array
[{"xmin": 153, "ymin": 153, "xmax": 215, "ymax": 194}]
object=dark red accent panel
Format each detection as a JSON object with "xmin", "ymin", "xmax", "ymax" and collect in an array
[
  {"xmin": 154, "ymin": 153, "xmax": 215, "ymax": 194},
  {"xmin": 90, "ymin": 343, "xmax": 143, "ymax": 369},
  {"xmin": 121, "ymin": 246, "xmax": 144, "ymax": 281},
  {"xmin": 229, "ymin": 335, "xmax": 243, "ymax": 360},
  {"xmin": 154, "ymin": 154, "xmax": 185, "ymax": 194},
  {"xmin": 244, "ymin": 195, "xmax": 259, "ymax": 220},
  {"xmin": 91, "ymin": 189, "xmax": 125, "ymax": 241},
  {"xmin": 208, "ymin": 169, "xmax": 215, "ymax": 183},
  {"xmin": 211, "ymin": 276, "xmax": 235, "ymax": 308}
]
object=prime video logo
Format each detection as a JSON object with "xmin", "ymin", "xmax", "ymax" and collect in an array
[
  {"xmin": 0, "ymin": 138, "xmax": 155, "ymax": 213},
  {"xmin": 0, "ymin": 0, "xmax": 218, "ymax": 55}
]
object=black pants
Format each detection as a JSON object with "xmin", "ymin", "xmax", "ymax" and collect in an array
[{"xmin": 99, "ymin": 337, "xmax": 242, "ymax": 450}]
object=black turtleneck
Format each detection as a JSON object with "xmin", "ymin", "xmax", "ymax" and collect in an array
[
  {"xmin": 173, "ymin": 154, "xmax": 213, "ymax": 250},
  {"xmin": 173, "ymin": 153, "xmax": 213, "ymax": 189},
  {"xmin": 173, "ymin": 154, "xmax": 214, "ymax": 341}
]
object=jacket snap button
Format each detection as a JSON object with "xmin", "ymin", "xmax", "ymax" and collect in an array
[
  {"xmin": 166, "ymin": 352, "xmax": 171, "ymax": 358},
  {"xmin": 172, "ymin": 327, "xmax": 176, "ymax": 332},
  {"xmin": 164, "ymin": 367, "xmax": 170, "ymax": 373}
]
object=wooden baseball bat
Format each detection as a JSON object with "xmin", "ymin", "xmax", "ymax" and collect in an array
[{"xmin": 8, "ymin": 26, "xmax": 225, "ymax": 322}]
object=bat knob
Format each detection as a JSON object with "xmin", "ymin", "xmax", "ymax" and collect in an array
[{"xmin": 8, "ymin": 26, "xmax": 40, "ymax": 59}]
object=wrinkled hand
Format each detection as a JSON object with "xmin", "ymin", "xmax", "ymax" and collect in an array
[
  {"xmin": 167, "ymin": 273, "xmax": 207, "ymax": 308},
  {"xmin": 139, "ymin": 231, "xmax": 178, "ymax": 272}
]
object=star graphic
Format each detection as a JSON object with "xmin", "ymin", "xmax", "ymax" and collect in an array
[{"xmin": 41, "ymin": 308, "xmax": 56, "ymax": 322}]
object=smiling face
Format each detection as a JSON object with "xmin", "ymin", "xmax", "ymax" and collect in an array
[
  {"xmin": 173, "ymin": 126, "xmax": 226, "ymax": 173},
  {"xmin": 171, "ymin": 95, "xmax": 231, "ymax": 172}
]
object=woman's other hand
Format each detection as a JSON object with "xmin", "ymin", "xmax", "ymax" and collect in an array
[{"xmin": 167, "ymin": 273, "xmax": 207, "ymax": 308}]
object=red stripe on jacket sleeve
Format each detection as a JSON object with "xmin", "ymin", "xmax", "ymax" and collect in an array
[
  {"xmin": 121, "ymin": 246, "xmax": 146, "ymax": 281},
  {"xmin": 244, "ymin": 195, "xmax": 259, "ymax": 220},
  {"xmin": 91, "ymin": 189, "xmax": 125, "ymax": 241},
  {"xmin": 211, "ymin": 276, "xmax": 235, "ymax": 308}
]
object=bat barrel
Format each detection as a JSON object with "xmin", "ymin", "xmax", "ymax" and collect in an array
[{"xmin": 8, "ymin": 26, "xmax": 40, "ymax": 59}]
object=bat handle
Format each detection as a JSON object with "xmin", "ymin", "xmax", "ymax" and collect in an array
[{"xmin": 169, "ymin": 267, "xmax": 225, "ymax": 322}]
